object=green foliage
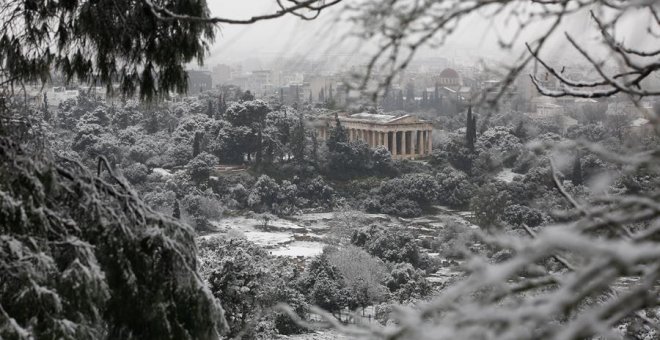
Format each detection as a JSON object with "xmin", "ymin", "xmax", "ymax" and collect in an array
[
  {"xmin": 326, "ymin": 246, "xmax": 390, "ymax": 310},
  {"xmin": 187, "ymin": 152, "xmax": 218, "ymax": 183},
  {"xmin": 368, "ymin": 173, "xmax": 439, "ymax": 217},
  {"xmin": 297, "ymin": 251, "xmax": 350, "ymax": 315},
  {"xmin": 386, "ymin": 263, "xmax": 432, "ymax": 303},
  {"xmin": 1, "ymin": 0, "xmax": 215, "ymax": 100},
  {"xmin": 470, "ymin": 182, "xmax": 513, "ymax": 230},
  {"xmin": 199, "ymin": 237, "xmax": 308, "ymax": 337},
  {"xmin": 0, "ymin": 138, "xmax": 224, "ymax": 339},
  {"xmin": 351, "ymin": 226, "xmax": 423, "ymax": 269},
  {"xmin": 435, "ymin": 167, "xmax": 475, "ymax": 209}
]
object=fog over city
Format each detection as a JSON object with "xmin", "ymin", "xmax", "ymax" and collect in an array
[{"xmin": 1, "ymin": 1, "xmax": 660, "ymax": 340}]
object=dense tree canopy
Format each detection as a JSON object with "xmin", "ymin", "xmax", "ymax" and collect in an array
[
  {"xmin": 0, "ymin": 138, "xmax": 224, "ymax": 339},
  {"xmin": 1, "ymin": 0, "xmax": 214, "ymax": 100}
]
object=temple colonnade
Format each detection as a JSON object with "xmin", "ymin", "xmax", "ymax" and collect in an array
[{"xmin": 317, "ymin": 125, "xmax": 432, "ymax": 159}]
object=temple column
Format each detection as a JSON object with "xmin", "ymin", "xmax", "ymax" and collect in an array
[
  {"xmin": 416, "ymin": 130, "xmax": 422, "ymax": 155},
  {"xmin": 407, "ymin": 131, "xmax": 412, "ymax": 155},
  {"xmin": 422, "ymin": 130, "xmax": 427, "ymax": 155},
  {"xmin": 427, "ymin": 129, "xmax": 432, "ymax": 154},
  {"xmin": 386, "ymin": 132, "xmax": 391, "ymax": 152},
  {"xmin": 391, "ymin": 131, "xmax": 397, "ymax": 156},
  {"xmin": 404, "ymin": 131, "xmax": 408, "ymax": 155}
]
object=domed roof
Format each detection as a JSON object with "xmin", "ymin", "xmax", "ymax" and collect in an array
[{"xmin": 439, "ymin": 68, "xmax": 459, "ymax": 78}]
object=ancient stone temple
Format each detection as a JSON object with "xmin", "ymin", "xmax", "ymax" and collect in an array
[{"xmin": 315, "ymin": 112, "xmax": 433, "ymax": 159}]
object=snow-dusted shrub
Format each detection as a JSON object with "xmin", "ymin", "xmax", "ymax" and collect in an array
[
  {"xmin": 181, "ymin": 193, "xmax": 224, "ymax": 231},
  {"xmin": 374, "ymin": 173, "xmax": 439, "ymax": 217},
  {"xmin": 199, "ymin": 236, "xmax": 307, "ymax": 338},
  {"xmin": 121, "ymin": 162, "xmax": 149, "ymax": 185},
  {"xmin": 435, "ymin": 167, "xmax": 475, "ymax": 209},
  {"xmin": 502, "ymin": 204, "xmax": 545, "ymax": 228},
  {"xmin": 187, "ymin": 152, "xmax": 218, "ymax": 183},
  {"xmin": 0, "ymin": 137, "xmax": 224, "ymax": 339}
]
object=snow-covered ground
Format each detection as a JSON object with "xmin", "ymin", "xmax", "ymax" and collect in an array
[
  {"xmin": 203, "ymin": 207, "xmax": 477, "ymax": 258},
  {"xmin": 270, "ymin": 241, "xmax": 325, "ymax": 257},
  {"xmin": 495, "ymin": 168, "xmax": 519, "ymax": 183},
  {"xmin": 152, "ymin": 168, "xmax": 172, "ymax": 177}
]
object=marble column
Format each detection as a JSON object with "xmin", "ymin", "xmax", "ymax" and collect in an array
[
  {"xmin": 391, "ymin": 131, "xmax": 397, "ymax": 156},
  {"xmin": 427, "ymin": 129, "xmax": 432, "ymax": 154},
  {"xmin": 401, "ymin": 131, "xmax": 407, "ymax": 156},
  {"xmin": 416, "ymin": 130, "xmax": 422, "ymax": 155},
  {"xmin": 407, "ymin": 131, "xmax": 412, "ymax": 155}
]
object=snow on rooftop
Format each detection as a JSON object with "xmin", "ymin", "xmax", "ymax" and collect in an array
[{"xmin": 347, "ymin": 112, "xmax": 398, "ymax": 122}]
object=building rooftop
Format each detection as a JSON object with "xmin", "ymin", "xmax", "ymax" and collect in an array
[
  {"xmin": 347, "ymin": 112, "xmax": 398, "ymax": 122},
  {"xmin": 318, "ymin": 112, "xmax": 430, "ymax": 126},
  {"xmin": 440, "ymin": 68, "xmax": 460, "ymax": 79}
]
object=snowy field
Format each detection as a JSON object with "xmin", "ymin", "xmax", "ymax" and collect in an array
[{"xmin": 202, "ymin": 208, "xmax": 477, "ymax": 265}]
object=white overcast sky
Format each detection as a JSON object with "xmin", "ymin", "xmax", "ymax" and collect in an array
[{"xmin": 204, "ymin": 1, "xmax": 658, "ymax": 71}]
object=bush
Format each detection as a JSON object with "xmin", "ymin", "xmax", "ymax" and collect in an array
[
  {"xmin": 351, "ymin": 226, "xmax": 423, "ymax": 268},
  {"xmin": 372, "ymin": 173, "xmax": 439, "ymax": 217},
  {"xmin": 122, "ymin": 163, "xmax": 149, "ymax": 185},
  {"xmin": 181, "ymin": 193, "xmax": 224, "ymax": 231},
  {"xmin": 435, "ymin": 168, "xmax": 475, "ymax": 209},
  {"xmin": 187, "ymin": 152, "xmax": 218, "ymax": 183},
  {"xmin": 502, "ymin": 204, "xmax": 545, "ymax": 228}
]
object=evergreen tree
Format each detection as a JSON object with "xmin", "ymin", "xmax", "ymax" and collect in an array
[
  {"xmin": 326, "ymin": 114, "xmax": 348, "ymax": 152},
  {"xmin": 173, "ymin": 199, "xmax": 181, "ymax": 219},
  {"xmin": 291, "ymin": 114, "xmax": 306, "ymax": 163},
  {"xmin": 193, "ymin": 131, "xmax": 203, "ymax": 157},
  {"xmin": 572, "ymin": 153, "xmax": 583, "ymax": 185},
  {"xmin": 43, "ymin": 92, "xmax": 50, "ymax": 122},
  {"xmin": 1, "ymin": 0, "xmax": 215, "ymax": 100},
  {"xmin": 207, "ymin": 100, "xmax": 213, "ymax": 118},
  {"xmin": 216, "ymin": 95, "xmax": 227, "ymax": 119},
  {"xmin": 466, "ymin": 106, "xmax": 477, "ymax": 152},
  {"xmin": 513, "ymin": 120, "xmax": 527, "ymax": 140},
  {"xmin": 240, "ymin": 90, "xmax": 255, "ymax": 101}
]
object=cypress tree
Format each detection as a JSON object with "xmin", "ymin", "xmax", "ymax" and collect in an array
[
  {"xmin": 466, "ymin": 106, "xmax": 477, "ymax": 152},
  {"xmin": 206, "ymin": 100, "xmax": 213, "ymax": 118},
  {"xmin": 43, "ymin": 92, "xmax": 50, "ymax": 122},
  {"xmin": 172, "ymin": 199, "xmax": 181, "ymax": 219},
  {"xmin": 572, "ymin": 153, "xmax": 583, "ymax": 185},
  {"xmin": 192, "ymin": 132, "xmax": 203, "ymax": 157}
]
